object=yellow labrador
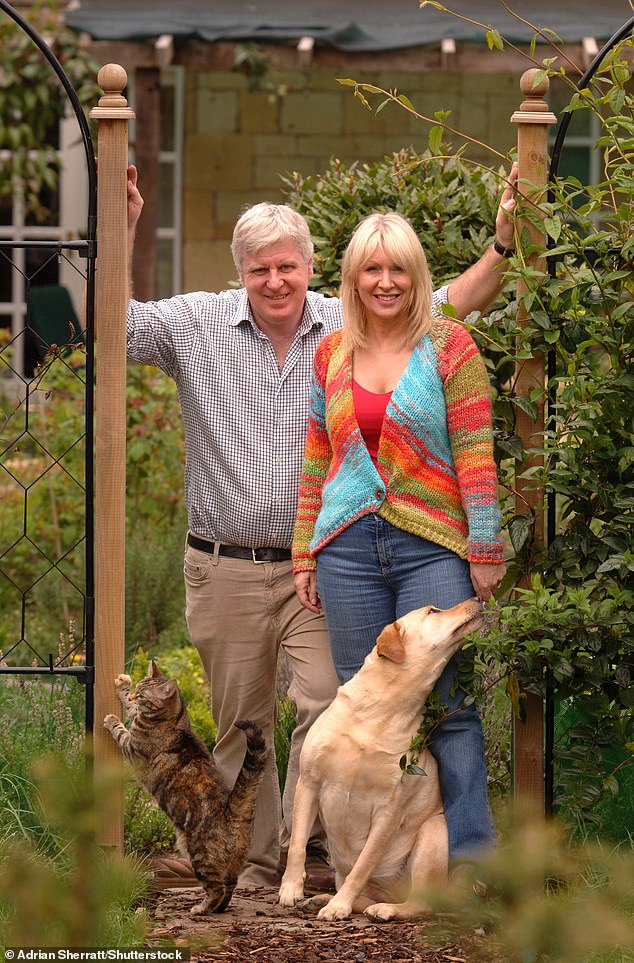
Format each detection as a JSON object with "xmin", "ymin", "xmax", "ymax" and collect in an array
[{"xmin": 278, "ymin": 598, "xmax": 484, "ymax": 921}]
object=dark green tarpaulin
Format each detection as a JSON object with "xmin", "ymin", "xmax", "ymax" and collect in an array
[{"xmin": 65, "ymin": 0, "xmax": 634, "ymax": 51}]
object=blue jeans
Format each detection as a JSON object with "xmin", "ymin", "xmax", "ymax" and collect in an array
[{"xmin": 316, "ymin": 514, "xmax": 495, "ymax": 862}]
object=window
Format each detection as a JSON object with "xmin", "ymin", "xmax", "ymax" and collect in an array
[
  {"xmin": 549, "ymin": 79, "xmax": 601, "ymax": 192},
  {"xmin": 0, "ymin": 109, "xmax": 88, "ymax": 378},
  {"xmin": 127, "ymin": 65, "xmax": 184, "ymax": 299},
  {"xmin": 156, "ymin": 68, "xmax": 184, "ymax": 299}
]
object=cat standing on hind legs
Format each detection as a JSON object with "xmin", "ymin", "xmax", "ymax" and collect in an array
[{"xmin": 104, "ymin": 661, "xmax": 267, "ymax": 915}]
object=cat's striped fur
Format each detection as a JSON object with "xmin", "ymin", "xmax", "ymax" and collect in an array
[{"xmin": 104, "ymin": 661, "xmax": 267, "ymax": 914}]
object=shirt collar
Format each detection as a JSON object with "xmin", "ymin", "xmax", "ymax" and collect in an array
[{"xmin": 229, "ymin": 288, "xmax": 324, "ymax": 337}]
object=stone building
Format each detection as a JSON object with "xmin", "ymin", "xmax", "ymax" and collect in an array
[{"xmin": 3, "ymin": 0, "xmax": 632, "ymax": 312}]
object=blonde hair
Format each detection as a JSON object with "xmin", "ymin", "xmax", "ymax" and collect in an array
[
  {"xmin": 231, "ymin": 202, "xmax": 314, "ymax": 273},
  {"xmin": 341, "ymin": 212, "xmax": 434, "ymax": 350}
]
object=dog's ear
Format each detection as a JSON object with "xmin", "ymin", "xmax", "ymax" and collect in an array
[{"xmin": 377, "ymin": 621, "xmax": 406, "ymax": 663}]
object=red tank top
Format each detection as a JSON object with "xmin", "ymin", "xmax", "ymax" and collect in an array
[{"xmin": 352, "ymin": 378, "xmax": 392, "ymax": 465}]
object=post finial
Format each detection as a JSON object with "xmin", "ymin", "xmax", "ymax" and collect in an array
[
  {"xmin": 90, "ymin": 63, "xmax": 135, "ymax": 120},
  {"xmin": 96, "ymin": 64, "xmax": 129, "ymax": 109},
  {"xmin": 519, "ymin": 68, "xmax": 550, "ymax": 113},
  {"xmin": 511, "ymin": 68, "xmax": 557, "ymax": 126}
]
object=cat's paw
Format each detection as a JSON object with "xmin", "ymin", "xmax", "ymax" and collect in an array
[
  {"xmin": 190, "ymin": 898, "xmax": 212, "ymax": 916},
  {"xmin": 103, "ymin": 713, "xmax": 120, "ymax": 729},
  {"xmin": 114, "ymin": 674, "xmax": 132, "ymax": 689}
]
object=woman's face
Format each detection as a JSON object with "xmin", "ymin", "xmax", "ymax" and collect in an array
[{"xmin": 355, "ymin": 245, "xmax": 412, "ymax": 327}]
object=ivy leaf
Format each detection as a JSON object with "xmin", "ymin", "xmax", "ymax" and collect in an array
[
  {"xmin": 508, "ymin": 514, "xmax": 533, "ymax": 554},
  {"xmin": 544, "ymin": 216, "xmax": 562, "ymax": 242},
  {"xmin": 512, "ymin": 395, "xmax": 538, "ymax": 420},
  {"xmin": 497, "ymin": 434, "xmax": 524, "ymax": 460},
  {"xmin": 407, "ymin": 764, "xmax": 428, "ymax": 777}
]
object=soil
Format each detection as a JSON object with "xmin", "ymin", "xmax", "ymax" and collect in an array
[{"xmin": 147, "ymin": 885, "xmax": 485, "ymax": 963}]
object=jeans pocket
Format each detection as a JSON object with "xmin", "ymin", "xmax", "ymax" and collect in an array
[{"xmin": 183, "ymin": 547, "xmax": 211, "ymax": 583}]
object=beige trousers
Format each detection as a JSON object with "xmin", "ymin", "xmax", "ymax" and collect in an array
[{"xmin": 184, "ymin": 542, "xmax": 339, "ymax": 887}]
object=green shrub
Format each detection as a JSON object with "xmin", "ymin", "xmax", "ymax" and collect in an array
[
  {"xmin": 0, "ymin": 1, "xmax": 100, "ymax": 220},
  {"xmin": 422, "ymin": 810, "xmax": 634, "ymax": 963},
  {"xmin": 0, "ymin": 755, "xmax": 150, "ymax": 948},
  {"xmin": 274, "ymin": 695, "xmax": 297, "ymax": 793},
  {"xmin": 0, "ymin": 669, "xmax": 85, "ymax": 856},
  {"xmin": 0, "ymin": 352, "xmax": 89, "ymax": 659},
  {"xmin": 125, "ymin": 524, "xmax": 187, "ymax": 661},
  {"xmin": 282, "ymin": 145, "xmax": 503, "ymax": 295},
  {"xmin": 124, "ymin": 782, "xmax": 175, "ymax": 857}
]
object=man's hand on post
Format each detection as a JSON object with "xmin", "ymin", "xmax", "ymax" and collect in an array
[
  {"xmin": 494, "ymin": 161, "xmax": 518, "ymax": 253},
  {"xmin": 127, "ymin": 164, "xmax": 144, "ymax": 232}
]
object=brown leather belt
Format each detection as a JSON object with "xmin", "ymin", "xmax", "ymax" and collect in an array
[{"xmin": 187, "ymin": 532, "xmax": 292, "ymax": 564}]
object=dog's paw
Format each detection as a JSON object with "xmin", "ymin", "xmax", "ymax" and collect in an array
[
  {"xmin": 317, "ymin": 897, "xmax": 352, "ymax": 921},
  {"xmin": 114, "ymin": 674, "xmax": 132, "ymax": 689},
  {"xmin": 365, "ymin": 900, "xmax": 429, "ymax": 921},
  {"xmin": 365, "ymin": 901, "xmax": 399, "ymax": 922},
  {"xmin": 278, "ymin": 878, "xmax": 305, "ymax": 907},
  {"xmin": 103, "ymin": 713, "xmax": 119, "ymax": 729}
]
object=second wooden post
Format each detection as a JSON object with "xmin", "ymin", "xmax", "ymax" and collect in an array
[{"xmin": 510, "ymin": 70, "xmax": 557, "ymax": 809}]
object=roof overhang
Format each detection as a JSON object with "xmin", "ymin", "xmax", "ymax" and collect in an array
[{"xmin": 65, "ymin": 0, "xmax": 634, "ymax": 52}]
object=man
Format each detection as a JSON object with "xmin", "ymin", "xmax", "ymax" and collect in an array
[{"xmin": 125, "ymin": 163, "xmax": 517, "ymax": 890}]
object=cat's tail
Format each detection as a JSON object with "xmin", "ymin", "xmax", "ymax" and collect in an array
[{"xmin": 229, "ymin": 720, "xmax": 267, "ymax": 815}]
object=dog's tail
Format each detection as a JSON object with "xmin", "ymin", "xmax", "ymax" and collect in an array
[{"xmin": 228, "ymin": 720, "xmax": 267, "ymax": 817}]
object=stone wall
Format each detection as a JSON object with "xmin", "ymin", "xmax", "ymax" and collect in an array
[{"xmin": 183, "ymin": 65, "xmax": 520, "ymax": 292}]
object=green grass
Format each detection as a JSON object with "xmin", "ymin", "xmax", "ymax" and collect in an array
[{"xmin": 0, "ymin": 673, "xmax": 150, "ymax": 946}]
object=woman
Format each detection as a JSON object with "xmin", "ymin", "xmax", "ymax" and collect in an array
[{"xmin": 292, "ymin": 211, "xmax": 506, "ymax": 865}]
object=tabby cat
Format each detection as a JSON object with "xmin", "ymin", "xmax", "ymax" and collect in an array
[{"xmin": 104, "ymin": 661, "xmax": 267, "ymax": 914}]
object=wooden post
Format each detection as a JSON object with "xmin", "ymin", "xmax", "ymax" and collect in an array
[
  {"xmin": 89, "ymin": 64, "xmax": 135, "ymax": 853},
  {"xmin": 510, "ymin": 70, "xmax": 557, "ymax": 809}
]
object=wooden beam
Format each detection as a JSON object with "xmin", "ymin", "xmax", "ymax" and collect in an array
[
  {"xmin": 441, "ymin": 37, "xmax": 456, "ymax": 71},
  {"xmin": 86, "ymin": 37, "xmax": 591, "ymax": 76},
  {"xmin": 155, "ymin": 33, "xmax": 174, "ymax": 68},
  {"xmin": 89, "ymin": 63, "xmax": 135, "ymax": 853},
  {"xmin": 297, "ymin": 36, "xmax": 315, "ymax": 68}
]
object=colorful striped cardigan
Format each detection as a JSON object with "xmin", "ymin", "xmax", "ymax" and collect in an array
[{"xmin": 292, "ymin": 318, "xmax": 504, "ymax": 571}]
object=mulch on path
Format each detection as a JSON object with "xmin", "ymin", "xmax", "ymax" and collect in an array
[{"xmin": 147, "ymin": 885, "xmax": 486, "ymax": 963}]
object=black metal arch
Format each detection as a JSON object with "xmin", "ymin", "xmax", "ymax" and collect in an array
[
  {"xmin": 549, "ymin": 14, "xmax": 634, "ymax": 189},
  {"xmin": 543, "ymin": 14, "xmax": 634, "ymax": 812},
  {"xmin": 0, "ymin": 0, "xmax": 98, "ymax": 730}
]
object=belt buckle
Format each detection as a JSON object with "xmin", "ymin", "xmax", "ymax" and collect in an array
[{"xmin": 251, "ymin": 548, "xmax": 266, "ymax": 565}]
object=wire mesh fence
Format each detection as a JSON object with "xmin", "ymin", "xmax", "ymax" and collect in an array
[
  {"xmin": 0, "ymin": 0, "xmax": 97, "ymax": 737},
  {"xmin": 0, "ymin": 242, "xmax": 94, "ymax": 700}
]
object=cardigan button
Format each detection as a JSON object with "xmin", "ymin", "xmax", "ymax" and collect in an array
[{"xmin": 375, "ymin": 487, "xmax": 383, "ymax": 500}]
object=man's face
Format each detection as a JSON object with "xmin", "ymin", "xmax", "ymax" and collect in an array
[{"xmin": 240, "ymin": 241, "xmax": 313, "ymax": 334}]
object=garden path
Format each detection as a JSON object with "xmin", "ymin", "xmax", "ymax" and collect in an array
[{"xmin": 147, "ymin": 885, "xmax": 488, "ymax": 962}]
